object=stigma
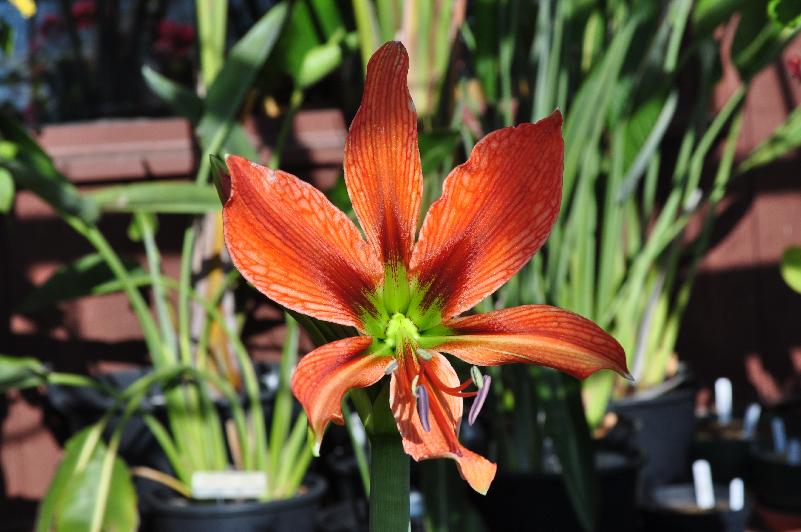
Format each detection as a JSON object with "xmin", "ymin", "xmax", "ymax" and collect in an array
[{"xmin": 403, "ymin": 351, "xmax": 492, "ymax": 430}]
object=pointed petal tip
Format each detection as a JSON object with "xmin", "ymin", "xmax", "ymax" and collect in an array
[{"xmin": 622, "ymin": 370, "xmax": 636, "ymax": 383}]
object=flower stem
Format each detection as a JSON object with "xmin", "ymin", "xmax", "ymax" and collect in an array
[{"xmin": 368, "ymin": 432, "xmax": 409, "ymax": 532}]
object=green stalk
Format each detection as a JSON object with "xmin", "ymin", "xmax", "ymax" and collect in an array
[
  {"xmin": 366, "ymin": 384, "xmax": 409, "ymax": 532},
  {"xmin": 142, "ymin": 414, "xmax": 190, "ymax": 485},
  {"xmin": 64, "ymin": 219, "xmax": 167, "ymax": 366},
  {"xmin": 136, "ymin": 212, "xmax": 177, "ymax": 355},
  {"xmin": 368, "ymin": 433, "xmax": 409, "ymax": 532},
  {"xmin": 352, "ymin": 0, "xmax": 381, "ymax": 72},
  {"xmin": 273, "ymin": 414, "xmax": 312, "ymax": 497},
  {"xmin": 268, "ymin": 314, "xmax": 299, "ymax": 482}
]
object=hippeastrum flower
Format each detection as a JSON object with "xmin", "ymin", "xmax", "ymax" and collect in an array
[{"xmin": 221, "ymin": 41, "xmax": 628, "ymax": 495}]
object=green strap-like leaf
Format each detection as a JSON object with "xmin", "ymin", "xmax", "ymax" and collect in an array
[
  {"xmin": 0, "ymin": 354, "xmax": 47, "ymax": 392},
  {"xmin": 768, "ymin": 0, "xmax": 801, "ymax": 29},
  {"xmin": 141, "ymin": 66, "xmax": 203, "ymax": 124},
  {"xmin": 36, "ymin": 427, "xmax": 138, "ymax": 532},
  {"xmin": 88, "ymin": 181, "xmax": 221, "ymax": 214},
  {"xmin": 196, "ymin": 2, "xmax": 289, "ymax": 152},
  {"xmin": 781, "ymin": 246, "xmax": 801, "ymax": 295},
  {"xmin": 0, "ymin": 166, "xmax": 14, "ymax": 213}
]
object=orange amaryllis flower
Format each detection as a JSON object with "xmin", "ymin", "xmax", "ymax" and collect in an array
[{"xmin": 221, "ymin": 41, "xmax": 628, "ymax": 495}]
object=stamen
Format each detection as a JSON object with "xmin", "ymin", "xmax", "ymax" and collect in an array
[
  {"xmin": 384, "ymin": 359, "xmax": 399, "ymax": 375},
  {"xmin": 411, "ymin": 374, "xmax": 420, "ymax": 396},
  {"xmin": 423, "ymin": 364, "xmax": 473, "ymax": 394},
  {"xmin": 470, "ymin": 366, "xmax": 484, "ymax": 389},
  {"xmin": 468, "ymin": 375, "xmax": 492, "ymax": 426},
  {"xmin": 416, "ymin": 348, "xmax": 433, "ymax": 361},
  {"xmin": 416, "ymin": 384, "xmax": 431, "ymax": 432}
]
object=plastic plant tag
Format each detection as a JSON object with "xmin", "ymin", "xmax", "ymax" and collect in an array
[
  {"xmin": 692, "ymin": 459, "xmax": 715, "ymax": 510},
  {"xmin": 191, "ymin": 471, "xmax": 267, "ymax": 500},
  {"xmin": 714, "ymin": 377, "xmax": 732, "ymax": 425},
  {"xmin": 788, "ymin": 439, "xmax": 801, "ymax": 465},
  {"xmin": 742, "ymin": 403, "xmax": 761, "ymax": 439},
  {"xmin": 349, "ymin": 411, "xmax": 367, "ymax": 448},
  {"xmin": 772, "ymin": 417, "xmax": 787, "ymax": 454},
  {"xmin": 729, "ymin": 478, "xmax": 744, "ymax": 511}
]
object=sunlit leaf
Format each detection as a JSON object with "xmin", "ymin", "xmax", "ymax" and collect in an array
[
  {"xmin": 142, "ymin": 66, "xmax": 203, "ymax": 124},
  {"xmin": 88, "ymin": 182, "xmax": 220, "ymax": 214},
  {"xmin": 36, "ymin": 427, "xmax": 138, "ymax": 532},
  {"xmin": 738, "ymin": 102, "xmax": 801, "ymax": 173},
  {"xmin": 0, "ymin": 112, "xmax": 99, "ymax": 223},
  {"xmin": 781, "ymin": 246, "xmax": 801, "ymax": 294},
  {"xmin": 768, "ymin": 0, "xmax": 801, "ymax": 29},
  {"xmin": 196, "ymin": 2, "xmax": 289, "ymax": 151},
  {"xmin": 0, "ymin": 355, "xmax": 47, "ymax": 392},
  {"xmin": 0, "ymin": 167, "xmax": 14, "ymax": 213}
]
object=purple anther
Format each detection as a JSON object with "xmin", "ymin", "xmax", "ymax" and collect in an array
[
  {"xmin": 417, "ymin": 384, "xmax": 431, "ymax": 432},
  {"xmin": 468, "ymin": 375, "xmax": 492, "ymax": 426}
]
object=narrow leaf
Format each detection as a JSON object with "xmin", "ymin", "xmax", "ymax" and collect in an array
[
  {"xmin": 142, "ymin": 66, "xmax": 203, "ymax": 124},
  {"xmin": 196, "ymin": 2, "xmax": 289, "ymax": 151},
  {"xmin": 781, "ymin": 246, "xmax": 801, "ymax": 294},
  {"xmin": 88, "ymin": 181, "xmax": 221, "ymax": 214},
  {"xmin": 16, "ymin": 254, "xmax": 147, "ymax": 314},
  {"xmin": 0, "ymin": 354, "xmax": 47, "ymax": 392}
]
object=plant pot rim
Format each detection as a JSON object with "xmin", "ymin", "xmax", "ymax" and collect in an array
[
  {"xmin": 611, "ymin": 383, "xmax": 695, "ymax": 409},
  {"xmin": 144, "ymin": 474, "xmax": 326, "ymax": 517},
  {"xmin": 643, "ymin": 483, "xmax": 748, "ymax": 516},
  {"xmin": 495, "ymin": 445, "xmax": 644, "ymax": 481},
  {"xmin": 750, "ymin": 445, "xmax": 801, "ymax": 468}
]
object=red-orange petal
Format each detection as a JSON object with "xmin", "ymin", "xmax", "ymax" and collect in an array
[
  {"xmin": 410, "ymin": 111, "xmax": 564, "ymax": 319},
  {"xmin": 343, "ymin": 41, "xmax": 423, "ymax": 267},
  {"xmin": 291, "ymin": 336, "xmax": 386, "ymax": 449},
  {"xmin": 390, "ymin": 351, "xmax": 497, "ymax": 494},
  {"xmin": 439, "ymin": 305, "xmax": 628, "ymax": 380},
  {"xmin": 222, "ymin": 155, "xmax": 382, "ymax": 330}
]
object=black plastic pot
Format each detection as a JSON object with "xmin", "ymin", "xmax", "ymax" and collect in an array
[
  {"xmin": 46, "ymin": 364, "xmax": 279, "ymax": 467},
  {"xmin": 473, "ymin": 446, "xmax": 643, "ymax": 532},
  {"xmin": 691, "ymin": 419, "xmax": 751, "ymax": 483},
  {"xmin": 612, "ymin": 386, "xmax": 696, "ymax": 495},
  {"xmin": 142, "ymin": 475, "xmax": 326, "ymax": 532},
  {"xmin": 750, "ymin": 446, "xmax": 801, "ymax": 513},
  {"xmin": 46, "ymin": 367, "xmax": 164, "ymax": 465},
  {"xmin": 640, "ymin": 484, "xmax": 750, "ymax": 532}
]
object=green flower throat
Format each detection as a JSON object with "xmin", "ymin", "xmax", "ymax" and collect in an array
[{"xmin": 363, "ymin": 265, "xmax": 450, "ymax": 357}]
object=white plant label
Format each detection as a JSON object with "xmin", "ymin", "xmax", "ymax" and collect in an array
[
  {"xmin": 788, "ymin": 439, "xmax": 801, "ymax": 465},
  {"xmin": 715, "ymin": 377, "xmax": 732, "ymax": 425},
  {"xmin": 742, "ymin": 403, "xmax": 761, "ymax": 439},
  {"xmin": 772, "ymin": 418, "xmax": 787, "ymax": 454},
  {"xmin": 191, "ymin": 471, "xmax": 267, "ymax": 500},
  {"xmin": 692, "ymin": 459, "xmax": 715, "ymax": 510},
  {"xmin": 729, "ymin": 478, "xmax": 744, "ymax": 511}
]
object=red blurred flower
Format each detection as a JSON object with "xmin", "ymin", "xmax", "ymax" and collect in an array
[
  {"xmin": 39, "ymin": 14, "xmax": 63, "ymax": 37},
  {"xmin": 70, "ymin": 0, "xmax": 96, "ymax": 29},
  {"xmin": 155, "ymin": 20, "xmax": 195, "ymax": 57},
  {"xmin": 788, "ymin": 55, "xmax": 801, "ymax": 82}
]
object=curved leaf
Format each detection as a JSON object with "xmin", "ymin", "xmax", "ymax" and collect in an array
[
  {"xmin": 88, "ymin": 182, "xmax": 221, "ymax": 214},
  {"xmin": 141, "ymin": 66, "xmax": 203, "ymax": 124},
  {"xmin": 0, "ymin": 354, "xmax": 47, "ymax": 392},
  {"xmin": 196, "ymin": 2, "xmax": 289, "ymax": 151},
  {"xmin": 36, "ymin": 427, "xmax": 138, "ymax": 532},
  {"xmin": 781, "ymin": 246, "xmax": 801, "ymax": 294}
]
